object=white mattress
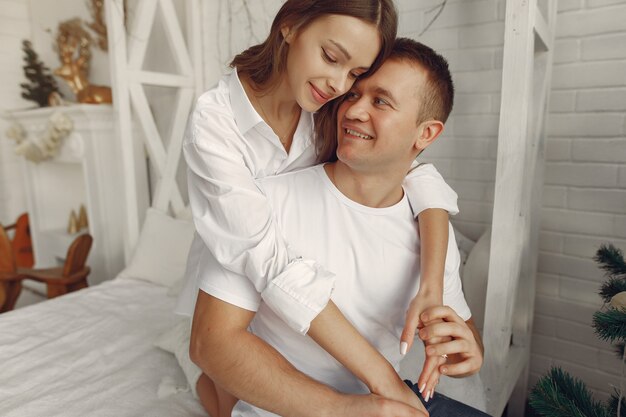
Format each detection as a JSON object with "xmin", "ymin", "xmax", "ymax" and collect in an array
[{"xmin": 0, "ymin": 278, "xmax": 205, "ymax": 417}]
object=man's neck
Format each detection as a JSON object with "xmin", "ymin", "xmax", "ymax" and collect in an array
[{"xmin": 324, "ymin": 163, "xmax": 405, "ymax": 208}]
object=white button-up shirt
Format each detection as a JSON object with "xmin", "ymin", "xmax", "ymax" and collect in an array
[{"xmin": 179, "ymin": 71, "xmax": 459, "ymax": 334}]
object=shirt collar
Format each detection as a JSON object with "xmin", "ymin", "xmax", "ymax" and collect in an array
[
  {"xmin": 229, "ymin": 70, "xmax": 264, "ymax": 135},
  {"xmin": 229, "ymin": 69, "xmax": 315, "ymax": 150},
  {"xmin": 293, "ymin": 110, "xmax": 314, "ymax": 150}
]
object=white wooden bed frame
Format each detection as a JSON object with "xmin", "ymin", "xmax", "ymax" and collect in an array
[
  {"xmin": 104, "ymin": 1, "xmax": 558, "ymax": 416},
  {"xmin": 482, "ymin": 1, "xmax": 557, "ymax": 415}
]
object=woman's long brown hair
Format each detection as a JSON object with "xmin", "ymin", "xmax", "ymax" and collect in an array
[{"xmin": 230, "ymin": 0, "xmax": 398, "ymax": 161}]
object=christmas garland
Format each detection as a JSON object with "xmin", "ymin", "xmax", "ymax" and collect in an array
[{"xmin": 5, "ymin": 111, "xmax": 73, "ymax": 163}]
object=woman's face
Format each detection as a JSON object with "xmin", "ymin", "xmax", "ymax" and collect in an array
[{"xmin": 282, "ymin": 15, "xmax": 381, "ymax": 112}]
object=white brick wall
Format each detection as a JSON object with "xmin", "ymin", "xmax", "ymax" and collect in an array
[
  {"xmin": 397, "ymin": 0, "xmax": 626, "ymax": 405},
  {"xmin": 0, "ymin": 0, "xmax": 31, "ymax": 225},
  {"xmin": 532, "ymin": 0, "xmax": 626, "ymax": 403}
]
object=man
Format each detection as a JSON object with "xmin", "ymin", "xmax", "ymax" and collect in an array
[{"xmin": 188, "ymin": 38, "xmax": 487, "ymax": 417}]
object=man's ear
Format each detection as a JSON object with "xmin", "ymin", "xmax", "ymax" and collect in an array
[{"xmin": 414, "ymin": 120, "xmax": 444, "ymax": 152}]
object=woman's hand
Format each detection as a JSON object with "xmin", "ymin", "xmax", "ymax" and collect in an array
[
  {"xmin": 415, "ymin": 339, "xmax": 448, "ymax": 402},
  {"xmin": 400, "ymin": 284, "xmax": 443, "ymax": 354},
  {"xmin": 340, "ymin": 392, "xmax": 428, "ymax": 417},
  {"xmin": 400, "ymin": 285, "xmax": 445, "ymax": 400},
  {"xmin": 370, "ymin": 374, "xmax": 429, "ymax": 416}
]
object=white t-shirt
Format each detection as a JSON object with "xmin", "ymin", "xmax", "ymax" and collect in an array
[
  {"xmin": 177, "ymin": 70, "xmax": 460, "ymax": 334},
  {"xmin": 196, "ymin": 165, "xmax": 471, "ymax": 417}
]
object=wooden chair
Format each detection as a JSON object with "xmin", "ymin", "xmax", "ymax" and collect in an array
[
  {"xmin": 0, "ymin": 224, "xmax": 25, "ymax": 313},
  {"xmin": 4, "ymin": 213, "xmax": 34, "ymax": 268},
  {"xmin": 20, "ymin": 234, "xmax": 93, "ymax": 299}
]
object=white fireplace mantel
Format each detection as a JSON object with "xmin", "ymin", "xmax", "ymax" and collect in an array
[{"xmin": 6, "ymin": 104, "xmax": 126, "ymax": 287}]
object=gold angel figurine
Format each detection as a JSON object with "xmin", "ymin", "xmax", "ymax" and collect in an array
[
  {"xmin": 78, "ymin": 204, "xmax": 89, "ymax": 230},
  {"xmin": 86, "ymin": 0, "xmax": 108, "ymax": 51},
  {"xmin": 67, "ymin": 209, "xmax": 79, "ymax": 234},
  {"xmin": 54, "ymin": 18, "xmax": 112, "ymax": 104}
]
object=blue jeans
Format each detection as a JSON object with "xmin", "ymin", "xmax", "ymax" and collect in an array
[{"xmin": 405, "ymin": 380, "xmax": 492, "ymax": 417}]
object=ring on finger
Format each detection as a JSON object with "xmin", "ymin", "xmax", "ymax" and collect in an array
[{"xmin": 440, "ymin": 354, "xmax": 448, "ymax": 360}]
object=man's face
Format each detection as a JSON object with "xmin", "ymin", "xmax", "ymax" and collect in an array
[{"xmin": 335, "ymin": 58, "xmax": 428, "ymax": 173}]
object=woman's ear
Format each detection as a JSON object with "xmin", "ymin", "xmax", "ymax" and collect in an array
[
  {"xmin": 281, "ymin": 25, "xmax": 294, "ymax": 43},
  {"xmin": 414, "ymin": 120, "xmax": 444, "ymax": 152}
]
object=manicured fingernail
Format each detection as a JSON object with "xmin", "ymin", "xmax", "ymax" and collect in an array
[
  {"xmin": 441, "ymin": 367, "xmax": 448, "ymax": 374},
  {"xmin": 424, "ymin": 391, "xmax": 430, "ymax": 402},
  {"xmin": 419, "ymin": 383, "xmax": 426, "ymax": 393},
  {"xmin": 430, "ymin": 389, "xmax": 435, "ymax": 400},
  {"xmin": 400, "ymin": 341, "xmax": 408, "ymax": 355}
]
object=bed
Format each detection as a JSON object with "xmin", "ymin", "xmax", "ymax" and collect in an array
[
  {"xmin": 0, "ymin": 278, "xmax": 204, "ymax": 417},
  {"xmin": 0, "ymin": 208, "xmax": 488, "ymax": 416},
  {"xmin": 0, "ymin": 209, "xmax": 203, "ymax": 416}
]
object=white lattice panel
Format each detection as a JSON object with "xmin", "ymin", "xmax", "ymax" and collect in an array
[{"xmin": 105, "ymin": 0, "xmax": 202, "ymax": 260}]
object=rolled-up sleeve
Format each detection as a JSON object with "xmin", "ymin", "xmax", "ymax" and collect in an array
[
  {"xmin": 184, "ymin": 107, "xmax": 334, "ymax": 334},
  {"xmin": 403, "ymin": 162, "xmax": 459, "ymax": 217}
]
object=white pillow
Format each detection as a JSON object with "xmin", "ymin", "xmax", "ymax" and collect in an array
[
  {"xmin": 453, "ymin": 227, "xmax": 476, "ymax": 277},
  {"xmin": 118, "ymin": 208, "xmax": 195, "ymax": 287},
  {"xmin": 461, "ymin": 228, "xmax": 491, "ymax": 332},
  {"xmin": 175, "ymin": 205, "xmax": 193, "ymax": 221},
  {"xmin": 154, "ymin": 317, "xmax": 202, "ymax": 398}
]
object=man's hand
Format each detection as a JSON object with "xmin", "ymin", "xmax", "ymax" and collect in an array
[{"xmin": 418, "ymin": 306, "xmax": 483, "ymax": 378}]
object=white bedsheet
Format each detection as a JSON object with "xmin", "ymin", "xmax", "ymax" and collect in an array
[{"xmin": 0, "ymin": 278, "xmax": 204, "ymax": 417}]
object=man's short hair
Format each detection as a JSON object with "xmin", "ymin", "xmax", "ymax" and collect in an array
[{"xmin": 389, "ymin": 38, "xmax": 454, "ymax": 124}]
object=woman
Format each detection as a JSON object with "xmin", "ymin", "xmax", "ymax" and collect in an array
[{"xmin": 177, "ymin": 1, "xmax": 457, "ymax": 415}]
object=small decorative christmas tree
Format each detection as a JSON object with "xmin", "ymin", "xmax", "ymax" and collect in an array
[
  {"xmin": 20, "ymin": 40, "xmax": 62, "ymax": 107},
  {"xmin": 529, "ymin": 244, "xmax": 626, "ymax": 417}
]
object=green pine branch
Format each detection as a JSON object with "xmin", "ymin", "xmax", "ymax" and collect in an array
[
  {"xmin": 595, "ymin": 244, "xmax": 626, "ymax": 277},
  {"xmin": 608, "ymin": 391, "xmax": 626, "ymax": 417},
  {"xmin": 529, "ymin": 367, "xmax": 610, "ymax": 417},
  {"xmin": 19, "ymin": 39, "xmax": 61, "ymax": 107},
  {"xmin": 594, "ymin": 308, "xmax": 626, "ymax": 343},
  {"xmin": 532, "ymin": 245, "xmax": 626, "ymax": 416},
  {"xmin": 600, "ymin": 276, "xmax": 626, "ymax": 304}
]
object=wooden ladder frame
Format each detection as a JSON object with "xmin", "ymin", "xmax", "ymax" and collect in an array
[
  {"xmin": 105, "ymin": 0, "xmax": 203, "ymax": 261},
  {"xmin": 481, "ymin": 1, "xmax": 557, "ymax": 416}
]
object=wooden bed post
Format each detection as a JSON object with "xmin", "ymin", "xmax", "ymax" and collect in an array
[
  {"xmin": 105, "ymin": 0, "xmax": 203, "ymax": 262},
  {"xmin": 480, "ymin": 1, "xmax": 557, "ymax": 416},
  {"xmin": 106, "ymin": 0, "xmax": 142, "ymax": 262}
]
